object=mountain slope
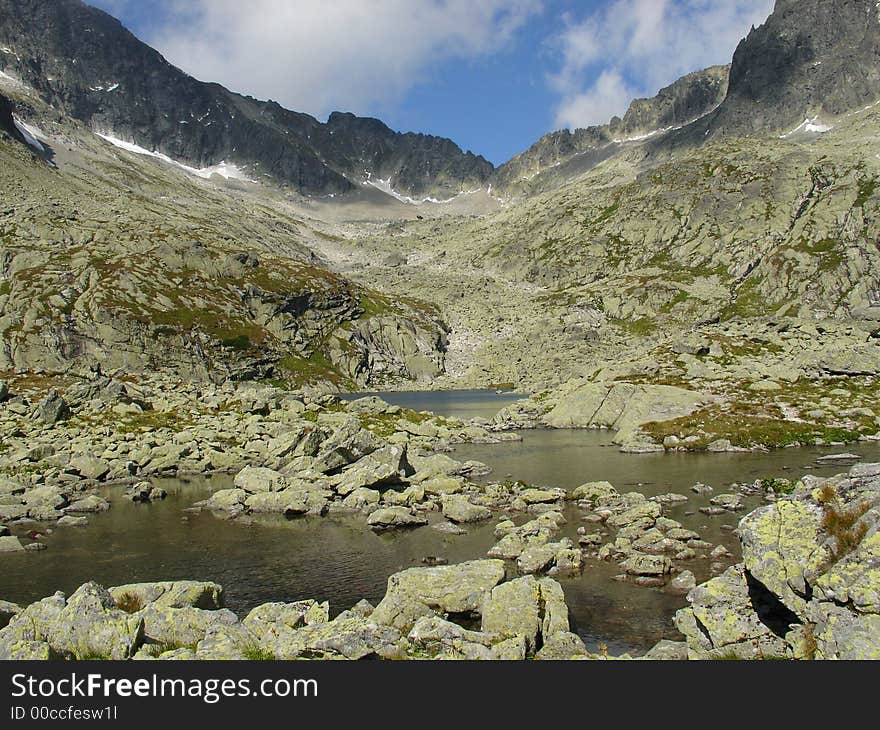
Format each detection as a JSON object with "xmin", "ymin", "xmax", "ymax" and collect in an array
[
  {"xmin": 0, "ymin": 85, "xmax": 448, "ymax": 387},
  {"xmin": 492, "ymin": 65, "xmax": 730, "ymax": 195},
  {"xmin": 0, "ymin": 0, "xmax": 492, "ymax": 199}
]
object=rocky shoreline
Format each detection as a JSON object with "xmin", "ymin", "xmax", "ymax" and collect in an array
[
  {"xmin": 1, "ymin": 459, "xmax": 877, "ymax": 660},
  {"xmin": 2, "ymin": 370, "xmax": 879, "ymax": 660}
]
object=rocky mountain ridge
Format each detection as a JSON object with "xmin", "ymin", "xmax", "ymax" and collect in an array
[{"xmin": 0, "ymin": 0, "xmax": 492, "ymax": 200}]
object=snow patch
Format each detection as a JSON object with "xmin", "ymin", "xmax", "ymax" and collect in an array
[
  {"xmin": 96, "ymin": 132, "xmax": 252, "ymax": 181},
  {"xmin": 363, "ymin": 172, "xmax": 480, "ymax": 205},
  {"xmin": 12, "ymin": 116, "xmax": 45, "ymax": 153},
  {"xmin": 0, "ymin": 69, "xmax": 29, "ymax": 92},
  {"xmin": 780, "ymin": 116, "xmax": 833, "ymax": 138}
]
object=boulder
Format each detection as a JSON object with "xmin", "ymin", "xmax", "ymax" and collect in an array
[
  {"xmin": 341, "ymin": 488, "xmax": 381, "ymax": 511},
  {"xmin": 260, "ymin": 615, "xmax": 401, "ymax": 660},
  {"xmin": 739, "ymin": 500, "xmax": 829, "ymax": 614},
  {"xmin": 69, "ymin": 455, "xmax": 111, "ymax": 481},
  {"xmin": 572, "ymin": 481, "xmax": 618, "ymax": 504},
  {"xmin": 0, "ymin": 583, "xmax": 143, "ymax": 660},
  {"xmin": 243, "ymin": 600, "xmax": 329, "ymax": 639},
  {"xmin": 674, "ymin": 565, "xmax": 792, "ymax": 659},
  {"xmin": 204, "ymin": 488, "xmax": 247, "ymax": 511},
  {"xmin": 110, "ymin": 581, "xmax": 224, "ymax": 610},
  {"xmin": 234, "ymin": 466, "xmax": 287, "ymax": 493},
  {"xmin": 245, "ymin": 490, "xmax": 310, "ymax": 516},
  {"xmin": 36, "ymin": 389, "xmax": 69, "ymax": 425},
  {"xmin": 335, "ymin": 444, "xmax": 412, "ymax": 496},
  {"xmin": 366, "ymin": 507, "xmax": 427, "ymax": 530},
  {"xmin": 481, "ymin": 575, "xmax": 569, "ymax": 655},
  {"xmin": 0, "ymin": 536, "xmax": 24, "ymax": 552},
  {"xmin": 312, "ymin": 419, "xmax": 381, "ymax": 473},
  {"xmin": 441, "ymin": 494, "xmax": 492, "ymax": 524},
  {"xmin": 535, "ymin": 631, "xmax": 588, "ymax": 660},
  {"xmin": 66, "ymin": 495, "xmax": 111, "ymax": 513},
  {"xmin": 370, "ymin": 560, "xmax": 506, "ymax": 633},
  {"xmin": 138, "ymin": 604, "xmax": 238, "ymax": 648}
]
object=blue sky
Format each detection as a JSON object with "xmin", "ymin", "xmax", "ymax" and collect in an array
[{"xmin": 88, "ymin": 1, "xmax": 774, "ymax": 165}]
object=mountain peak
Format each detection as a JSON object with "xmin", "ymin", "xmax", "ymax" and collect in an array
[{"xmin": 0, "ymin": 0, "xmax": 491, "ymax": 198}]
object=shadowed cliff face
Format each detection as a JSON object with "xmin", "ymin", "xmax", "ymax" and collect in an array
[
  {"xmin": 695, "ymin": 0, "xmax": 880, "ymax": 139},
  {"xmin": 0, "ymin": 0, "xmax": 493, "ymax": 199},
  {"xmin": 0, "ymin": 93, "xmax": 19, "ymax": 141}
]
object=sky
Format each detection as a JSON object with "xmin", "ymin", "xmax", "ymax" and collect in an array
[{"xmin": 87, "ymin": 0, "xmax": 775, "ymax": 166}]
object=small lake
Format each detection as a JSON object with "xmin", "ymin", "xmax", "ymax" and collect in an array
[
  {"xmin": 337, "ymin": 388, "xmax": 523, "ymax": 421},
  {"xmin": 2, "ymin": 390, "xmax": 878, "ymax": 656}
]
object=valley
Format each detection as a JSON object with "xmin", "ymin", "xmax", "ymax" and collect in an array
[{"xmin": 1, "ymin": 0, "xmax": 880, "ymax": 661}]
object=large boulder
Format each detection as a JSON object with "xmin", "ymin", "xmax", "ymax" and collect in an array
[
  {"xmin": 109, "ymin": 581, "xmax": 224, "ymax": 610},
  {"xmin": 36, "ymin": 389, "xmax": 69, "ymax": 425},
  {"xmin": 244, "ymin": 490, "xmax": 310, "ymax": 516},
  {"xmin": 481, "ymin": 575, "xmax": 569, "ymax": 654},
  {"xmin": 441, "ymin": 494, "xmax": 492, "ymax": 524},
  {"xmin": 0, "ymin": 583, "xmax": 143, "ymax": 660},
  {"xmin": 138, "ymin": 605, "xmax": 239, "ymax": 649},
  {"xmin": 312, "ymin": 418, "xmax": 382, "ymax": 473},
  {"xmin": 366, "ymin": 507, "xmax": 427, "ymax": 530},
  {"xmin": 674, "ymin": 565, "xmax": 792, "ymax": 660},
  {"xmin": 234, "ymin": 466, "xmax": 287, "ymax": 493},
  {"xmin": 370, "ymin": 560, "xmax": 506, "ymax": 633},
  {"xmin": 739, "ymin": 499, "xmax": 830, "ymax": 614},
  {"xmin": 335, "ymin": 444, "xmax": 413, "ymax": 496}
]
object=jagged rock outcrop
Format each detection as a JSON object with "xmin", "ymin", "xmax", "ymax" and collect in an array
[
  {"xmin": 704, "ymin": 0, "xmax": 880, "ymax": 139},
  {"xmin": 0, "ymin": 0, "xmax": 492, "ymax": 198},
  {"xmin": 0, "ymin": 563, "xmax": 578, "ymax": 660},
  {"xmin": 674, "ymin": 464, "xmax": 880, "ymax": 659},
  {"xmin": 493, "ymin": 65, "xmax": 729, "ymax": 193}
]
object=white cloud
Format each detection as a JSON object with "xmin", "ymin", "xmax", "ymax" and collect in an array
[
  {"xmin": 550, "ymin": 0, "xmax": 775, "ymax": 130},
  {"xmin": 146, "ymin": 0, "xmax": 542, "ymax": 121}
]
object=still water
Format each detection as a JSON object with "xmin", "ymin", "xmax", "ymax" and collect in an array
[{"xmin": 2, "ymin": 390, "xmax": 877, "ymax": 655}]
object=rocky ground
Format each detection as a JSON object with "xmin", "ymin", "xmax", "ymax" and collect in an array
[
  {"xmin": 0, "ymin": 371, "xmax": 532, "ymax": 541},
  {"xmin": 2, "ymin": 459, "xmax": 876, "ymax": 660}
]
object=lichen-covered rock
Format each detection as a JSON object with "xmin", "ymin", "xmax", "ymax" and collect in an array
[
  {"xmin": 243, "ymin": 600, "xmax": 329, "ymax": 640},
  {"xmin": 371, "ymin": 560, "xmax": 505, "ymax": 633},
  {"xmin": 480, "ymin": 575, "xmax": 569, "ymax": 654},
  {"xmin": 335, "ymin": 444, "xmax": 412, "ymax": 496},
  {"xmin": 738, "ymin": 499, "xmax": 830, "ymax": 614},
  {"xmin": 535, "ymin": 631, "xmax": 588, "ymax": 660},
  {"xmin": 263, "ymin": 616, "xmax": 401, "ymax": 660},
  {"xmin": 441, "ymin": 494, "xmax": 491, "ymax": 524},
  {"xmin": 138, "ymin": 605, "xmax": 239, "ymax": 649},
  {"xmin": 641, "ymin": 639, "xmax": 689, "ymax": 660},
  {"xmin": 341, "ymin": 487, "xmax": 381, "ymax": 511},
  {"xmin": 572, "ymin": 480, "xmax": 618, "ymax": 505},
  {"xmin": 807, "ymin": 602, "xmax": 880, "ymax": 660},
  {"xmin": 366, "ymin": 506, "xmax": 427, "ymax": 530},
  {"xmin": 204, "ymin": 488, "xmax": 247, "ymax": 511},
  {"xmin": 109, "ymin": 581, "xmax": 224, "ymax": 610},
  {"xmin": 66, "ymin": 494, "xmax": 111, "ymax": 513},
  {"xmin": 0, "ymin": 582, "xmax": 144, "ymax": 660},
  {"xmin": 674, "ymin": 565, "xmax": 792, "ymax": 660},
  {"xmin": 516, "ymin": 542, "xmax": 567, "ymax": 574},
  {"xmin": 312, "ymin": 419, "xmax": 381, "ymax": 474},
  {"xmin": 234, "ymin": 466, "xmax": 287, "ymax": 493},
  {"xmin": 245, "ymin": 490, "xmax": 309, "ymax": 515},
  {"xmin": 814, "ymin": 526, "xmax": 880, "ymax": 613}
]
